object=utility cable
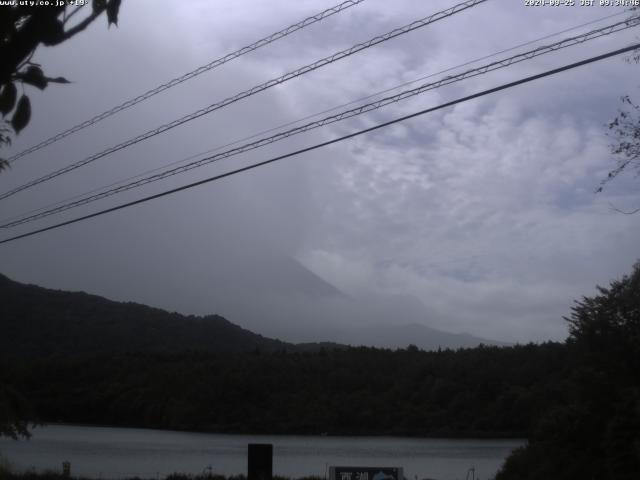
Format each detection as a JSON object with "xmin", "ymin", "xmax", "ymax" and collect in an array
[
  {"xmin": 1, "ymin": 7, "xmax": 627, "ymax": 226},
  {"xmin": 0, "ymin": 0, "xmax": 487, "ymax": 201},
  {"xmin": 1, "ymin": 42, "xmax": 637, "ymax": 246},
  {"xmin": 7, "ymin": 0, "xmax": 366, "ymax": 163},
  {"xmin": 2, "ymin": 16, "xmax": 637, "ymax": 229}
]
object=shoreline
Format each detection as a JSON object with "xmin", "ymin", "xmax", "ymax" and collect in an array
[
  {"xmin": 26, "ymin": 423, "xmax": 527, "ymax": 441},
  {"xmin": 0, "ymin": 470, "xmax": 324, "ymax": 480}
]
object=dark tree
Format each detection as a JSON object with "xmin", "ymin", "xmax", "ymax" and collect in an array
[
  {"xmin": 598, "ymin": 10, "xmax": 640, "ymax": 202},
  {"xmin": 0, "ymin": 1, "xmax": 123, "ymax": 439},
  {"xmin": 566, "ymin": 260, "xmax": 640, "ymax": 367},
  {"xmin": 0, "ymin": 0, "xmax": 122, "ymax": 171},
  {"xmin": 497, "ymin": 262, "xmax": 640, "ymax": 480},
  {"xmin": 0, "ymin": 384, "xmax": 31, "ymax": 440},
  {"xmin": 599, "ymin": 95, "xmax": 640, "ymax": 206}
]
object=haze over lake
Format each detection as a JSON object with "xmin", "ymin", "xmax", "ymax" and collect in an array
[{"xmin": 0, "ymin": 425, "xmax": 523, "ymax": 480}]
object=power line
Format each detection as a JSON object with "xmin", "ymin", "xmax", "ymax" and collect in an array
[
  {"xmin": 7, "ymin": 0, "xmax": 366, "ymax": 164},
  {"xmin": 3, "ymin": 15, "xmax": 637, "ymax": 229},
  {"xmin": 3, "ymin": 7, "xmax": 627, "ymax": 227},
  {"xmin": 1, "ymin": 42, "xmax": 637, "ymax": 246},
  {"xmin": 0, "ymin": 0, "xmax": 487, "ymax": 201}
]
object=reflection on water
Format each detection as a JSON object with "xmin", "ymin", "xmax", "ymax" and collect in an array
[{"xmin": 0, "ymin": 425, "xmax": 523, "ymax": 480}]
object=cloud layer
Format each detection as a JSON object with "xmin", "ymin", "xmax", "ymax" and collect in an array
[{"xmin": 1, "ymin": 0, "xmax": 640, "ymax": 343}]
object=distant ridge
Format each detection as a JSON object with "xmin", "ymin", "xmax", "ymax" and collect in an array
[
  {"xmin": 1, "ymin": 273, "xmax": 507, "ymax": 357},
  {"xmin": 0, "ymin": 273, "xmax": 295, "ymax": 358},
  {"xmin": 335, "ymin": 322, "xmax": 510, "ymax": 351}
]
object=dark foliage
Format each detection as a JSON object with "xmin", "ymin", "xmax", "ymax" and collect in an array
[
  {"xmin": 1, "ymin": 343, "xmax": 567, "ymax": 438},
  {"xmin": 1, "ymin": 271, "xmax": 570, "ymax": 439},
  {"xmin": 0, "ymin": 274, "xmax": 292, "ymax": 358},
  {"xmin": 497, "ymin": 262, "xmax": 640, "ymax": 480},
  {"xmin": 0, "ymin": 271, "xmax": 291, "ymax": 440},
  {"xmin": 0, "ymin": 1, "xmax": 122, "ymax": 169},
  {"xmin": 598, "ymin": 11, "xmax": 640, "ymax": 198},
  {"xmin": 600, "ymin": 95, "xmax": 640, "ymax": 200},
  {"xmin": 4, "ymin": 263, "xmax": 639, "ymax": 478},
  {"xmin": 0, "ymin": 383, "xmax": 31, "ymax": 439}
]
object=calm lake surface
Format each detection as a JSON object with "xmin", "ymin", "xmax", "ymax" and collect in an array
[{"xmin": 0, "ymin": 425, "xmax": 523, "ymax": 480}]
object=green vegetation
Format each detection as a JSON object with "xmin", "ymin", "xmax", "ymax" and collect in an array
[
  {"xmin": 0, "ymin": 269, "xmax": 567, "ymax": 437},
  {"xmin": 0, "ymin": 274, "xmax": 292, "ymax": 358},
  {"xmin": 0, "ymin": 384, "xmax": 30, "ymax": 439},
  {"xmin": 0, "ymin": 1, "xmax": 123, "ymax": 171},
  {"xmin": 1, "ymin": 343, "xmax": 566, "ymax": 437},
  {"xmin": 496, "ymin": 261, "xmax": 640, "ymax": 479},
  {"xmin": 2, "ymin": 262, "xmax": 639, "ymax": 477},
  {"xmin": 0, "ymin": 454, "xmax": 13, "ymax": 479}
]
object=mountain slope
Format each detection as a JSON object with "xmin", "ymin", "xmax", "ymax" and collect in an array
[
  {"xmin": 0, "ymin": 273, "xmax": 292, "ymax": 358},
  {"xmin": 1, "ymin": 272, "xmax": 507, "ymax": 357}
]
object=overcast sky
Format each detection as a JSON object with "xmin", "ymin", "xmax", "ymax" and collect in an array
[{"xmin": 1, "ymin": 0, "xmax": 640, "ymax": 343}]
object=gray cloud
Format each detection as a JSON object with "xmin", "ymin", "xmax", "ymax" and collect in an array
[{"xmin": 1, "ymin": 0, "xmax": 640, "ymax": 344}]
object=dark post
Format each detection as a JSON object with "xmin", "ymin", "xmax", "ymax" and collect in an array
[{"xmin": 248, "ymin": 443, "xmax": 273, "ymax": 480}]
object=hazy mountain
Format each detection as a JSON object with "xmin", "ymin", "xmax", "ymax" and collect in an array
[
  {"xmin": 334, "ymin": 323, "xmax": 510, "ymax": 350},
  {"xmin": 167, "ymin": 255, "xmax": 508, "ymax": 349},
  {"xmin": 2, "ymin": 266, "xmax": 507, "ymax": 357},
  {"xmin": 322, "ymin": 293, "xmax": 510, "ymax": 349},
  {"xmin": 207, "ymin": 262, "xmax": 509, "ymax": 349}
]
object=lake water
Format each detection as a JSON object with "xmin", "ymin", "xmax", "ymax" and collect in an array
[{"xmin": 0, "ymin": 425, "xmax": 523, "ymax": 480}]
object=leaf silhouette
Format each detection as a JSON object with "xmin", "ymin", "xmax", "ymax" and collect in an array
[
  {"xmin": 21, "ymin": 66, "xmax": 48, "ymax": 90},
  {"xmin": 93, "ymin": 0, "xmax": 106, "ymax": 12},
  {"xmin": 47, "ymin": 77, "xmax": 71, "ymax": 84},
  {"xmin": 11, "ymin": 95, "xmax": 31, "ymax": 134},
  {"xmin": 107, "ymin": 0, "xmax": 122, "ymax": 26},
  {"xmin": 41, "ymin": 18, "xmax": 64, "ymax": 46},
  {"xmin": 0, "ymin": 83, "xmax": 17, "ymax": 116}
]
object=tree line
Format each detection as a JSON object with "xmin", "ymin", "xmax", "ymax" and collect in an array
[
  {"xmin": 1, "ymin": 262, "xmax": 638, "ymax": 479},
  {"xmin": 2, "ymin": 343, "xmax": 567, "ymax": 438}
]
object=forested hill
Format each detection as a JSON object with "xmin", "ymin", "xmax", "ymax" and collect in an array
[
  {"xmin": 0, "ymin": 273, "xmax": 294, "ymax": 357},
  {"xmin": 2, "ymin": 344, "xmax": 568, "ymax": 438},
  {"xmin": 3, "ymin": 262, "xmax": 639, "ymax": 478}
]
